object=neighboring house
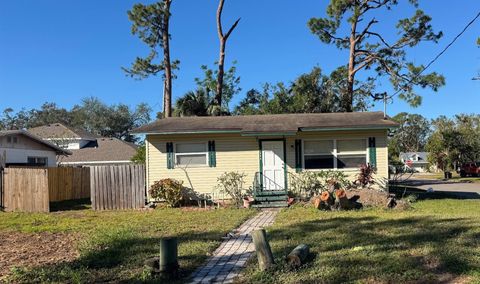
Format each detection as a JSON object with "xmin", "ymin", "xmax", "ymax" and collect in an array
[
  {"xmin": 29, "ymin": 123, "xmax": 138, "ymax": 166},
  {"xmin": 399, "ymin": 152, "xmax": 431, "ymax": 172},
  {"xmin": 0, "ymin": 130, "xmax": 71, "ymax": 167},
  {"xmin": 134, "ymin": 111, "xmax": 398, "ymax": 205},
  {"xmin": 29, "ymin": 123, "xmax": 98, "ymax": 150}
]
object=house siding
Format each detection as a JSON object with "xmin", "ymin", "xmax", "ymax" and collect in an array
[{"xmin": 146, "ymin": 129, "xmax": 389, "ymax": 198}]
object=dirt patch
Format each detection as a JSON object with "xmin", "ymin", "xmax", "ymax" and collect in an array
[
  {"xmin": 347, "ymin": 189, "xmax": 410, "ymax": 209},
  {"xmin": 0, "ymin": 231, "xmax": 80, "ymax": 279}
]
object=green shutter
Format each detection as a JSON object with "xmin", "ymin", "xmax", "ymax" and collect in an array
[
  {"xmin": 295, "ymin": 139, "xmax": 302, "ymax": 173},
  {"xmin": 208, "ymin": 141, "xmax": 216, "ymax": 167},
  {"xmin": 368, "ymin": 137, "xmax": 377, "ymax": 168},
  {"xmin": 166, "ymin": 142, "xmax": 174, "ymax": 169}
]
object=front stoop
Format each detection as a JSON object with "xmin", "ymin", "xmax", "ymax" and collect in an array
[{"xmin": 252, "ymin": 190, "xmax": 288, "ymax": 208}]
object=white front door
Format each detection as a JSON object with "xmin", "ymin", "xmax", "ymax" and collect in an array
[{"xmin": 261, "ymin": 141, "xmax": 285, "ymax": 191}]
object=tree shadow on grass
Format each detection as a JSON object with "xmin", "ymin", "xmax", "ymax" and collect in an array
[
  {"xmin": 7, "ymin": 229, "xmax": 231, "ymax": 283},
  {"xmin": 257, "ymin": 215, "xmax": 479, "ymax": 283},
  {"xmin": 49, "ymin": 198, "xmax": 91, "ymax": 212}
]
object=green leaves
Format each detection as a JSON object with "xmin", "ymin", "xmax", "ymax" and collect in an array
[
  {"xmin": 123, "ymin": 1, "xmax": 179, "ymax": 80},
  {"xmin": 308, "ymin": 0, "xmax": 445, "ymax": 109}
]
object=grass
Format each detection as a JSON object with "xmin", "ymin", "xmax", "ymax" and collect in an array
[
  {"xmin": 0, "ymin": 206, "xmax": 256, "ymax": 283},
  {"xmin": 239, "ymin": 199, "xmax": 480, "ymax": 284}
]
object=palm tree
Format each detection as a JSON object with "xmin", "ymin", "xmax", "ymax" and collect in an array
[{"xmin": 174, "ymin": 89, "xmax": 211, "ymax": 117}]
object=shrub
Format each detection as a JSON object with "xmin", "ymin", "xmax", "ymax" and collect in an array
[
  {"xmin": 149, "ymin": 178, "xmax": 184, "ymax": 207},
  {"xmin": 354, "ymin": 163, "xmax": 376, "ymax": 188},
  {"xmin": 290, "ymin": 170, "xmax": 351, "ymax": 199},
  {"xmin": 290, "ymin": 171, "xmax": 325, "ymax": 198},
  {"xmin": 215, "ymin": 172, "xmax": 247, "ymax": 207}
]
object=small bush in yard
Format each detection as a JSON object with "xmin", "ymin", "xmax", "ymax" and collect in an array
[
  {"xmin": 216, "ymin": 172, "xmax": 247, "ymax": 207},
  {"xmin": 149, "ymin": 178, "xmax": 184, "ymax": 207},
  {"xmin": 354, "ymin": 163, "xmax": 376, "ymax": 188}
]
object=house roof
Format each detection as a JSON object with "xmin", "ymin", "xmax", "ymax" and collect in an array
[
  {"xmin": 400, "ymin": 152, "xmax": 428, "ymax": 163},
  {"xmin": 133, "ymin": 111, "xmax": 398, "ymax": 135},
  {"xmin": 0, "ymin": 130, "xmax": 71, "ymax": 155},
  {"xmin": 58, "ymin": 137, "xmax": 138, "ymax": 164},
  {"xmin": 29, "ymin": 123, "xmax": 98, "ymax": 140}
]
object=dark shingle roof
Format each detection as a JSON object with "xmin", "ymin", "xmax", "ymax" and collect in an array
[
  {"xmin": 58, "ymin": 137, "xmax": 138, "ymax": 164},
  {"xmin": 0, "ymin": 130, "xmax": 71, "ymax": 155},
  {"xmin": 29, "ymin": 123, "xmax": 98, "ymax": 140},
  {"xmin": 133, "ymin": 111, "xmax": 398, "ymax": 134}
]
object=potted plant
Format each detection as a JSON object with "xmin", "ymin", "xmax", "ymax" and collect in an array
[{"xmin": 243, "ymin": 195, "xmax": 254, "ymax": 208}]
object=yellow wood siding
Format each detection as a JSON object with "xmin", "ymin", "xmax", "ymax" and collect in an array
[
  {"xmin": 146, "ymin": 134, "xmax": 259, "ymax": 197},
  {"xmin": 146, "ymin": 130, "xmax": 389, "ymax": 198}
]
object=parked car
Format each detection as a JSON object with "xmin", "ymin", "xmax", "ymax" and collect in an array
[{"xmin": 458, "ymin": 162, "xmax": 480, "ymax": 177}]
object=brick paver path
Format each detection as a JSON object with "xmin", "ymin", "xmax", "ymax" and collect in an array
[{"xmin": 189, "ymin": 209, "xmax": 278, "ymax": 284}]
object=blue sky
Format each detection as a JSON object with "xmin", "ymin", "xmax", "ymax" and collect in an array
[{"xmin": 0, "ymin": 0, "xmax": 479, "ymax": 120}]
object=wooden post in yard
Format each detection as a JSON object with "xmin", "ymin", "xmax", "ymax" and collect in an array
[
  {"xmin": 159, "ymin": 237, "xmax": 179, "ymax": 274},
  {"xmin": 251, "ymin": 228, "xmax": 275, "ymax": 271}
]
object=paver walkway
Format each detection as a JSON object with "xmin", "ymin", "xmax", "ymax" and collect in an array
[{"xmin": 189, "ymin": 209, "xmax": 278, "ymax": 284}]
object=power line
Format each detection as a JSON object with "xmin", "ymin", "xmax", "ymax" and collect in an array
[{"xmin": 387, "ymin": 10, "xmax": 480, "ymax": 100}]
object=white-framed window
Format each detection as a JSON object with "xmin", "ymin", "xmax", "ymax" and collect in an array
[
  {"xmin": 336, "ymin": 139, "xmax": 367, "ymax": 169},
  {"xmin": 174, "ymin": 142, "xmax": 208, "ymax": 167},
  {"xmin": 304, "ymin": 140, "xmax": 335, "ymax": 169},
  {"xmin": 303, "ymin": 139, "xmax": 367, "ymax": 170}
]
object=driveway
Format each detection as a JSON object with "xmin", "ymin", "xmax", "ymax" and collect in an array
[{"xmin": 400, "ymin": 178, "xmax": 480, "ymax": 199}]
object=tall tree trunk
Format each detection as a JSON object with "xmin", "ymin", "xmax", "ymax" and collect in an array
[
  {"xmin": 162, "ymin": 0, "xmax": 173, "ymax": 118},
  {"xmin": 345, "ymin": 18, "xmax": 357, "ymax": 113},
  {"xmin": 215, "ymin": 0, "xmax": 239, "ymax": 116}
]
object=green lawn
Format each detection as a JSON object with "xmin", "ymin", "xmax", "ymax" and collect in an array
[
  {"xmin": 0, "ymin": 207, "xmax": 256, "ymax": 283},
  {"xmin": 240, "ymin": 199, "xmax": 480, "ymax": 284}
]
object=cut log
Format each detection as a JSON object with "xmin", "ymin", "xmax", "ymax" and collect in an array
[
  {"xmin": 313, "ymin": 197, "xmax": 322, "ymax": 209},
  {"xmin": 286, "ymin": 244, "xmax": 310, "ymax": 268},
  {"xmin": 334, "ymin": 189, "xmax": 362, "ymax": 210},
  {"xmin": 320, "ymin": 191, "xmax": 335, "ymax": 206},
  {"xmin": 252, "ymin": 229, "xmax": 275, "ymax": 271},
  {"xmin": 349, "ymin": 195, "xmax": 360, "ymax": 203}
]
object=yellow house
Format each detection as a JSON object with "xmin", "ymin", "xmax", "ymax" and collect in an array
[{"xmin": 135, "ymin": 112, "xmax": 398, "ymax": 207}]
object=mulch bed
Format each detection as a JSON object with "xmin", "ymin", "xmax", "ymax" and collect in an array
[{"xmin": 0, "ymin": 231, "xmax": 80, "ymax": 279}]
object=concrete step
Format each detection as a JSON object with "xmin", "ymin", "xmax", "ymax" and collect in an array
[
  {"xmin": 252, "ymin": 202, "xmax": 288, "ymax": 208},
  {"xmin": 254, "ymin": 195, "xmax": 288, "ymax": 202}
]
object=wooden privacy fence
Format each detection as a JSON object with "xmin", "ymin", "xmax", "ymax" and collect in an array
[
  {"xmin": 90, "ymin": 164, "xmax": 145, "ymax": 210},
  {"xmin": 48, "ymin": 167, "xmax": 90, "ymax": 202},
  {"xmin": 1, "ymin": 168, "xmax": 50, "ymax": 212}
]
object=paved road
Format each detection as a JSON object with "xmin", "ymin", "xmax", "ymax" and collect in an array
[{"xmin": 401, "ymin": 179, "xmax": 480, "ymax": 199}]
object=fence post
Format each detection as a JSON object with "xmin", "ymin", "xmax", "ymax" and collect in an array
[{"xmin": 159, "ymin": 237, "xmax": 179, "ymax": 273}]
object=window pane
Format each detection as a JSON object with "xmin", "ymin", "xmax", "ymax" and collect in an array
[
  {"xmin": 304, "ymin": 140, "xmax": 333, "ymax": 154},
  {"xmin": 176, "ymin": 154, "xmax": 207, "ymax": 166},
  {"xmin": 176, "ymin": 143, "xmax": 206, "ymax": 153},
  {"xmin": 337, "ymin": 154, "xmax": 366, "ymax": 169},
  {"xmin": 337, "ymin": 139, "xmax": 366, "ymax": 153},
  {"xmin": 304, "ymin": 155, "xmax": 334, "ymax": 169}
]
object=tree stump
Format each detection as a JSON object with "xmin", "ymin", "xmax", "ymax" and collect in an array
[
  {"xmin": 286, "ymin": 244, "xmax": 310, "ymax": 268},
  {"xmin": 252, "ymin": 229, "xmax": 275, "ymax": 271}
]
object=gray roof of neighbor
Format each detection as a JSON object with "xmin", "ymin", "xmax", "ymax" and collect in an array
[
  {"xmin": 29, "ymin": 123, "xmax": 98, "ymax": 140},
  {"xmin": 58, "ymin": 137, "xmax": 138, "ymax": 164},
  {"xmin": 133, "ymin": 111, "xmax": 398, "ymax": 134},
  {"xmin": 0, "ymin": 130, "xmax": 71, "ymax": 155}
]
